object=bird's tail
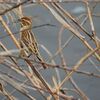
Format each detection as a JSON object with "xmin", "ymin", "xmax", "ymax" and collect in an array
[{"xmin": 36, "ymin": 55, "xmax": 47, "ymax": 69}]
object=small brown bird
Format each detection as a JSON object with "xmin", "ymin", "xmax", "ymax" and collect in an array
[{"xmin": 19, "ymin": 16, "xmax": 47, "ymax": 69}]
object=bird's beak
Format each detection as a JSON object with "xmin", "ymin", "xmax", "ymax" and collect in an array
[{"xmin": 18, "ymin": 18, "xmax": 21, "ymax": 22}]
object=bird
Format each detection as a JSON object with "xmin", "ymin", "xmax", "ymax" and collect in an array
[{"xmin": 19, "ymin": 16, "xmax": 47, "ymax": 69}]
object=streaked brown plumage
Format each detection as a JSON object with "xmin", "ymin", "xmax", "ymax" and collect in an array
[{"xmin": 19, "ymin": 16, "xmax": 47, "ymax": 68}]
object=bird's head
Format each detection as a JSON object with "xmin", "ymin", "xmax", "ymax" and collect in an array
[{"xmin": 19, "ymin": 16, "xmax": 32, "ymax": 27}]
